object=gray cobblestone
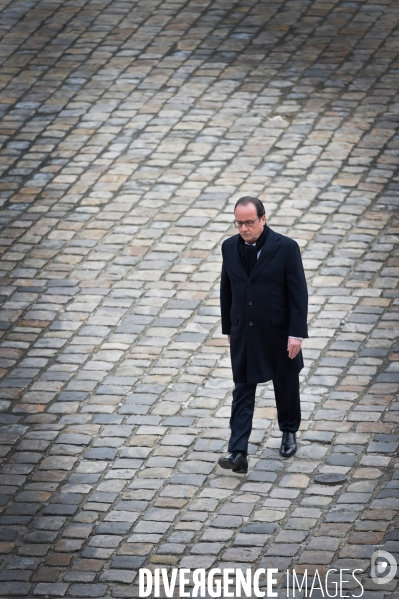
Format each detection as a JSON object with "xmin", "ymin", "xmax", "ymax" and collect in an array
[{"xmin": 0, "ymin": 0, "xmax": 397, "ymax": 596}]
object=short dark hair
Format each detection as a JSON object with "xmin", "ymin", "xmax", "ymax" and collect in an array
[{"xmin": 234, "ymin": 196, "xmax": 265, "ymax": 218}]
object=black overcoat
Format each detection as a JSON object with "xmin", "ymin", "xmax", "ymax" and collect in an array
[{"xmin": 220, "ymin": 226, "xmax": 308, "ymax": 385}]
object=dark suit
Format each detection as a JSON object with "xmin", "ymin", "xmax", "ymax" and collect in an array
[{"xmin": 220, "ymin": 226, "xmax": 308, "ymax": 453}]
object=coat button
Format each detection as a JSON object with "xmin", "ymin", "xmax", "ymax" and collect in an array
[
  {"xmin": 249, "ymin": 301, "xmax": 252, "ymax": 305},
  {"xmin": 249, "ymin": 321, "xmax": 253, "ymax": 326},
  {"xmin": 247, "ymin": 281, "xmax": 251, "ymax": 285}
]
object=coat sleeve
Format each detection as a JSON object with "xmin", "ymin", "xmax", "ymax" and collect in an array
[
  {"xmin": 220, "ymin": 246, "xmax": 232, "ymax": 335},
  {"xmin": 286, "ymin": 241, "xmax": 308, "ymax": 339}
]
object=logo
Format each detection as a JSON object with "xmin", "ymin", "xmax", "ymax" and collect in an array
[{"xmin": 370, "ymin": 550, "xmax": 397, "ymax": 585}]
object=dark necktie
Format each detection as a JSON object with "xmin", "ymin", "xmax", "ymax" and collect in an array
[
  {"xmin": 241, "ymin": 225, "xmax": 268, "ymax": 277},
  {"xmin": 243, "ymin": 243, "xmax": 258, "ymax": 277}
]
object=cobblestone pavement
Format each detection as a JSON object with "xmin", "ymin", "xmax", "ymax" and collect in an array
[{"xmin": 0, "ymin": 0, "xmax": 398, "ymax": 597}]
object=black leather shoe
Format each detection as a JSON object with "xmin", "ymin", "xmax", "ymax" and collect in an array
[
  {"xmin": 280, "ymin": 432, "xmax": 297, "ymax": 457},
  {"xmin": 218, "ymin": 453, "xmax": 248, "ymax": 474}
]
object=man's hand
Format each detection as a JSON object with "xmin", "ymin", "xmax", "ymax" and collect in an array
[{"xmin": 287, "ymin": 337, "xmax": 302, "ymax": 359}]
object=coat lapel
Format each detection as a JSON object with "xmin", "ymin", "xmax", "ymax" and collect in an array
[
  {"xmin": 248, "ymin": 227, "xmax": 280, "ymax": 282},
  {"xmin": 231, "ymin": 236, "xmax": 249, "ymax": 280}
]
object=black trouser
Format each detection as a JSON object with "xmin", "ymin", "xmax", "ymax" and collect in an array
[{"xmin": 227, "ymin": 374, "xmax": 301, "ymax": 453}]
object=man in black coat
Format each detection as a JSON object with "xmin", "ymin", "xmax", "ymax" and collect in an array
[{"xmin": 218, "ymin": 196, "xmax": 308, "ymax": 473}]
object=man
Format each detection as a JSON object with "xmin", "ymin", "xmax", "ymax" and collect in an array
[{"xmin": 218, "ymin": 196, "xmax": 308, "ymax": 474}]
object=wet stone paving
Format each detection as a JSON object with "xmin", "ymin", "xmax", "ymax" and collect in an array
[{"xmin": 0, "ymin": 0, "xmax": 398, "ymax": 597}]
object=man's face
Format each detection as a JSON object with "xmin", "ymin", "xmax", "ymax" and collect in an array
[{"xmin": 235, "ymin": 203, "xmax": 266, "ymax": 244}]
